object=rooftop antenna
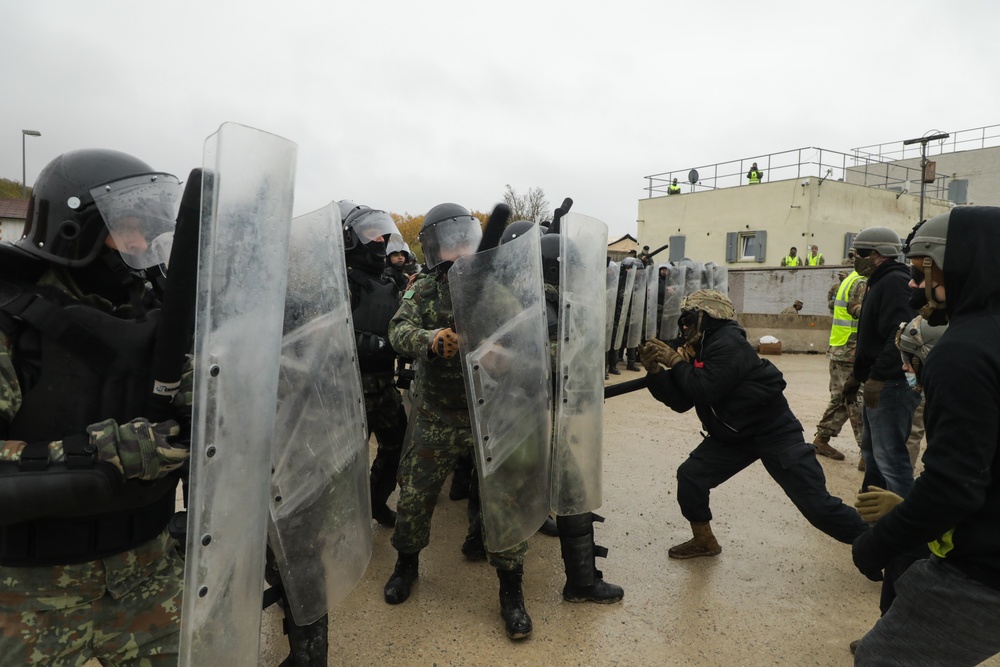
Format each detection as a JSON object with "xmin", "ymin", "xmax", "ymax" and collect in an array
[{"xmin": 902, "ymin": 130, "xmax": 950, "ymax": 221}]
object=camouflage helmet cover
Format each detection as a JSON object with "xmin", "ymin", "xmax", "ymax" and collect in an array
[{"xmin": 681, "ymin": 289, "xmax": 735, "ymax": 320}]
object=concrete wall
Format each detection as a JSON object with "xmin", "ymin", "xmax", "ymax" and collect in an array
[
  {"xmin": 637, "ymin": 177, "xmax": 949, "ymax": 267},
  {"xmin": 846, "ymin": 145, "xmax": 1000, "ymax": 206}
]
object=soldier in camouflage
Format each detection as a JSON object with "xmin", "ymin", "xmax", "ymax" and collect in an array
[
  {"xmin": 0, "ymin": 149, "xmax": 190, "ymax": 665},
  {"xmin": 812, "ymin": 267, "xmax": 868, "ymax": 461},
  {"xmin": 382, "ymin": 203, "xmax": 533, "ymax": 641}
]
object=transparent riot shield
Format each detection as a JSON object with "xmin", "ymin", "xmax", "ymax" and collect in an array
[
  {"xmin": 707, "ymin": 261, "xmax": 729, "ymax": 294},
  {"xmin": 612, "ymin": 266, "xmax": 637, "ymax": 351},
  {"xmin": 605, "ymin": 262, "xmax": 619, "ymax": 352},
  {"xmin": 267, "ymin": 203, "xmax": 372, "ymax": 626},
  {"xmin": 449, "ymin": 226, "xmax": 552, "ymax": 552},
  {"xmin": 642, "ymin": 265, "xmax": 657, "ymax": 342},
  {"xmin": 658, "ymin": 263, "xmax": 685, "ymax": 341},
  {"xmin": 179, "ymin": 124, "xmax": 297, "ymax": 666},
  {"xmin": 551, "ymin": 213, "xmax": 608, "ymax": 515},
  {"xmin": 626, "ymin": 266, "xmax": 648, "ymax": 349},
  {"xmin": 677, "ymin": 258, "xmax": 704, "ymax": 296}
]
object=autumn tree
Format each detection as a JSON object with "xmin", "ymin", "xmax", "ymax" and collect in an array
[{"xmin": 502, "ymin": 185, "xmax": 549, "ymax": 224}]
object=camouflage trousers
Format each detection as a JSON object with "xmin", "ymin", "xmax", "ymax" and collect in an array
[
  {"xmin": 391, "ymin": 404, "xmax": 527, "ymax": 571},
  {"xmin": 0, "ymin": 529, "xmax": 183, "ymax": 666},
  {"xmin": 815, "ymin": 359, "xmax": 864, "ymax": 445}
]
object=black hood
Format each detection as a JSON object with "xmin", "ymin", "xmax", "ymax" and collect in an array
[{"xmin": 943, "ymin": 207, "xmax": 1000, "ymax": 320}]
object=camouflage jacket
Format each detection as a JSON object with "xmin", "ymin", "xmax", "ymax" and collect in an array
[
  {"xmin": 827, "ymin": 275, "xmax": 868, "ymax": 362},
  {"xmin": 388, "ymin": 272, "xmax": 469, "ymax": 412}
]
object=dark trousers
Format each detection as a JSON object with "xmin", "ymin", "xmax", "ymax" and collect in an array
[{"xmin": 676, "ymin": 435, "xmax": 867, "ymax": 544}]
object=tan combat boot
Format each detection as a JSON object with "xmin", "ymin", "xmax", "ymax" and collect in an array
[
  {"xmin": 812, "ymin": 434, "xmax": 845, "ymax": 461},
  {"xmin": 668, "ymin": 521, "xmax": 722, "ymax": 559}
]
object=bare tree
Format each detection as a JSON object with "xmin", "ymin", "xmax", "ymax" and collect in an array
[{"xmin": 503, "ymin": 184, "xmax": 550, "ymax": 224}]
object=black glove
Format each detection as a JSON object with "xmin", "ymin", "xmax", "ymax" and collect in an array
[
  {"xmin": 852, "ymin": 529, "xmax": 885, "ymax": 582},
  {"xmin": 842, "ymin": 375, "xmax": 861, "ymax": 400}
]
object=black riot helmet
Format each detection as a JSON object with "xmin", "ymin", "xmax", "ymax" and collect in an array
[
  {"xmin": 19, "ymin": 149, "xmax": 181, "ymax": 269},
  {"xmin": 500, "ymin": 220, "xmax": 535, "ymax": 245},
  {"xmin": 419, "ymin": 203, "xmax": 482, "ymax": 270},
  {"xmin": 343, "ymin": 207, "xmax": 401, "ymax": 274}
]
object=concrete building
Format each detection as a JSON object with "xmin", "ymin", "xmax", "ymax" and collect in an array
[{"xmin": 638, "ymin": 124, "xmax": 1000, "ymax": 267}]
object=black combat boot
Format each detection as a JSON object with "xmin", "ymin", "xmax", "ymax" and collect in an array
[
  {"xmin": 280, "ymin": 612, "xmax": 328, "ymax": 667},
  {"xmin": 557, "ymin": 513, "xmax": 624, "ymax": 604},
  {"xmin": 538, "ymin": 514, "xmax": 559, "ymax": 537},
  {"xmin": 496, "ymin": 566, "xmax": 532, "ymax": 640},
  {"xmin": 625, "ymin": 348, "xmax": 640, "ymax": 371},
  {"xmin": 607, "ymin": 349, "xmax": 621, "ymax": 375},
  {"xmin": 383, "ymin": 551, "xmax": 419, "ymax": 604}
]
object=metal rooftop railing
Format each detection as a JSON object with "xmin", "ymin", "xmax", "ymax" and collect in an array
[{"xmin": 643, "ymin": 123, "xmax": 1000, "ymax": 201}]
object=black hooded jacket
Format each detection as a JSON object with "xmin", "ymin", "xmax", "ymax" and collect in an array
[
  {"xmin": 867, "ymin": 207, "xmax": 1000, "ymax": 591},
  {"xmin": 853, "ymin": 259, "xmax": 915, "ymax": 383},
  {"xmin": 646, "ymin": 320, "xmax": 802, "ymax": 445}
]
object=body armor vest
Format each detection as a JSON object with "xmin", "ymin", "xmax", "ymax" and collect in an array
[
  {"xmin": 0, "ymin": 280, "xmax": 177, "ymax": 565},
  {"xmin": 347, "ymin": 269, "xmax": 400, "ymax": 374}
]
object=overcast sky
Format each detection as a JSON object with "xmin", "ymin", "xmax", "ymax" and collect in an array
[{"xmin": 4, "ymin": 0, "xmax": 998, "ymax": 238}]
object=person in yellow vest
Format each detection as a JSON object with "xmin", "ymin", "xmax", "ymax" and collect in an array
[
  {"xmin": 811, "ymin": 268, "xmax": 868, "ymax": 460},
  {"xmin": 780, "ymin": 247, "xmax": 802, "ymax": 267},
  {"xmin": 667, "ymin": 178, "xmax": 681, "ymax": 195},
  {"xmin": 746, "ymin": 162, "xmax": 764, "ymax": 184},
  {"xmin": 806, "ymin": 245, "xmax": 824, "ymax": 266}
]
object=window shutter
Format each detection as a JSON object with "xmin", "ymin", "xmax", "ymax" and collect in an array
[
  {"xmin": 668, "ymin": 235, "xmax": 685, "ymax": 262},
  {"xmin": 726, "ymin": 232, "xmax": 738, "ymax": 262},
  {"xmin": 754, "ymin": 230, "xmax": 767, "ymax": 262}
]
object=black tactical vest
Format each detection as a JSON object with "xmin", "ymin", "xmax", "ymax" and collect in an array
[{"xmin": 347, "ymin": 269, "xmax": 400, "ymax": 374}]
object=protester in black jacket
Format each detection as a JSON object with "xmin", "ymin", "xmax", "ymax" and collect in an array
[
  {"xmin": 852, "ymin": 207, "xmax": 1000, "ymax": 665},
  {"xmin": 641, "ymin": 290, "xmax": 867, "ymax": 559},
  {"xmin": 850, "ymin": 227, "xmax": 919, "ymax": 498}
]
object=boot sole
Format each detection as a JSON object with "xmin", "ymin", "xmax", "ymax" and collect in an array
[
  {"xmin": 668, "ymin": 549, "xmax": 721, "ymax": 559},
  {"xmin": 563, "ymin": 594, "xmax": 623, "ymax": 604}
]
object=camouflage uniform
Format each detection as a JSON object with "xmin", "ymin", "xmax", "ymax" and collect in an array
[
  {"xmin": 0, "ymin": 268, "xmax": 189, "ymax": 666},
  {"xmin": 815, "ymin": 274, "xmax": 867, "ymax": 442},
  {"xmin": 387, "ymin": 272, "xmax": 527, "ymax": 571}
]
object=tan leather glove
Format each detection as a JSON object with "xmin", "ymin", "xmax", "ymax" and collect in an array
[
  {"xmin": 657, "ymin": 346, "xmax": 685, "ymax": 369},
  {"xmin": 677, "ymin": 344, "xmax": 696, "ymax": 362},
  {"xmin": 863, "ymin": 379, "xmax": 884, "ymax": 409},
  {"xmin": 855, "ymin": 485, "xmax": 903, "ymax": 522},
  {"xmin": 639, "ymin": 342, "xmax": 661, "ymax": 374},
  {"xmin": 429, "ymin": 328, "xmax": 459, "ymax": 358}
]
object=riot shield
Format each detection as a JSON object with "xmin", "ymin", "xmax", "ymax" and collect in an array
[
  {"xmin": 449, "ymin": 225, "xmax": 552, "ymax": 553},
  {"xmin": 611, "ymin": 265, "xmax": 637, "ymax": 351},
  {"xmin": 677, "ymin": 258, "xmax": 705, "ymax": 296},
  {"xmin": 179, "ymin": 123, "xmax": 297, "ymax": 667},
  {"xmin": 707, "ymin": 261, "xmax": 729, "ymax": 294},
  {"xmin": 643, "ymin": 265, "xmax": 657, "ymax": 341},
  {"xmin": 604, "ymin": 261, "xmax": 619, "ymax": 352},
  {"xmin": 626, "ymin": 266, "xmax": 648, "ymax": 348},
  {"xmin": 657, "ymin": 263, "xmax": 685, "ymax": 341},
  {"xmin": 267, "ymin": 203, "xmax": 372, "ymax": 626},
  {"xmin": 551, "ymin": 213, "xmax": 608, "ymax": 515}
]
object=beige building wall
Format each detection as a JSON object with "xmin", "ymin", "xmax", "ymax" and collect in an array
[
  {"xmin": 846, "ymin": 145, "xmax": 1000, "ymax": 206},
  {"xmin": 637, "ymin": 178, "xmax": 949, "ymax": 267}
]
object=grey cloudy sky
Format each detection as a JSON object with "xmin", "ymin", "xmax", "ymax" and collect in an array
[{"xmin": 4, "ymin": 0, "xmax": 998, "ymax": 238}]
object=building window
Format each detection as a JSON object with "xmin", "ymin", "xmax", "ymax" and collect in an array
[{"xmin": 726, "ymin": 230, "xmax": 767, "ymax": 263}]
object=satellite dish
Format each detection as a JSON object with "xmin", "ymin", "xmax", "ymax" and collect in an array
[{"xmin": 688, "ymin": 169, "xmax": 699, "ymax": 185}]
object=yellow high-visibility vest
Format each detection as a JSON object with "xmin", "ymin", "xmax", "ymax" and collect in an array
[
  {"xmin": 808, "ymin": 253, "xmax": 823, "ymax": 266},
  {"xmin": 829, "ymin": 271, "xmax": 864, "ymax": 346},
  {"xmin": 784, "ymin": 255, "xmax": 800, "ymax": 266},
  {"xmin": 748, "ymin": 169, "xmax": 762, "ymax": 184}
]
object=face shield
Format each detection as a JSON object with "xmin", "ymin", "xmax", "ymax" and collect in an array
[
  {"xmin": 91, "ymin": 173, "xmax": 182, "ymax": 269},
  {"xmin": 385, "ymin": 233, "xmax": 409, "ymax": 256},
  {"xmin": 419, "ymin": 216, "xmax": 483, "ymax": 269},
  {"xmin": 349, "ymin": 210, "xmax": 400, "ymax": 247}
]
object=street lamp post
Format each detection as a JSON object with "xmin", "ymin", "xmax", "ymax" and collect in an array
[
  {"xmin": 21, "ymin": 129, "xmax": 42, "ymax": 199},
  {"xmin": 902, "ymin": 130, "xmax": 950, "ymax": 223}
]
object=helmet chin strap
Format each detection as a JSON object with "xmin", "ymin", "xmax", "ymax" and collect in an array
[{"xmin": 918, "ymin": 257, "xmax": 945, "ymax": 320}]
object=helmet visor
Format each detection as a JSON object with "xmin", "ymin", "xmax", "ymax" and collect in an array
[
  {"xmin": 91, "ymin": 173, "xmax": 182, "ymax": 269},
  {"xmin": 420, "ymin": 216, "xmax": 483, "ymax": 269},
  {"xmin": 351, "ymin": 210, "xmax": 400, "ymax": 245},
  {"xmin": 386, "ymin": 233, "xmax": 408, "ymax": 255}
]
